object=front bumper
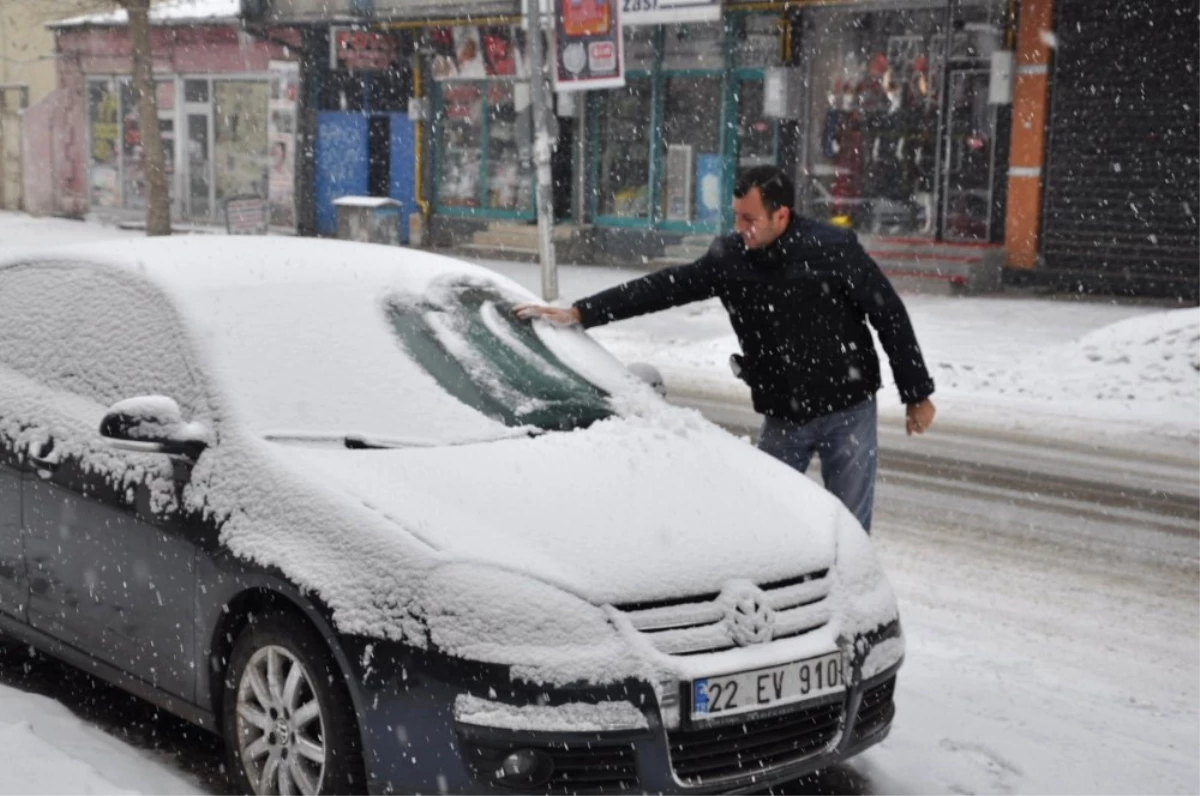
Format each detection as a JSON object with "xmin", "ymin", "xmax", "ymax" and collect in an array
[{"xmin": 345, "ymin": 636, "xmax": 901, "ymax": 795}]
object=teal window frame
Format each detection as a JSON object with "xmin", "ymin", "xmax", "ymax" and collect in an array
[
  {"xmin": 588, "ymin": 13, "xmax": 784, "ymax": 236},
  {"xmin": 431, "ymin": 78, "xmax": 536, "ymax": 221}
]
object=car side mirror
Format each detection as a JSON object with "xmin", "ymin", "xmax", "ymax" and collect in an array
[
  {"xmin": 100, "ymin": 395, "xmax": 212, "ymax": 460},
  {"xmin": 627, "ymin": 362, "xmax": 666, "ymax": 398}
]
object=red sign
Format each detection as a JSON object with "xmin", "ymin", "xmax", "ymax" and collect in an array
[
  {"xmin": 331, "ymin": 27, "xmax": 396, "ymax": 71},
  {"xmin": 554, "ymin": 0, "xmax": 624, "ymax": 92}
]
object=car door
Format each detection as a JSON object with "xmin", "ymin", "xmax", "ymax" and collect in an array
[{"xmin": 0, "ymin": 263, "xmax": 210, "ymax": 700}]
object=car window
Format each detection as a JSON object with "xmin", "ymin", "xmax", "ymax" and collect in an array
[
  {"xmin": 0, "ymin": 263, "xmax": 206, "ymax": 417},
  {"xmin": 388, "ymin": 284, "xmax": 614, "ymax": 432}
]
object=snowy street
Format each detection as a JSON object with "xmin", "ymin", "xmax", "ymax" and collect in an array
[{"xmin": 0, "ymin": 214, "xmax": 1196, "ymax": 794}]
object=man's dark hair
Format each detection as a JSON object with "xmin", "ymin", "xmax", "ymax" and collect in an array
[{"xmin": 734, "ymin": 166, "xmax": 795, "ymax": 213}]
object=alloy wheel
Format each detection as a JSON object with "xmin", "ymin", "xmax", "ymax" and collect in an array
[{"xmin": 235, "ymin": 644, "xmax": 327, "ymax": 795}]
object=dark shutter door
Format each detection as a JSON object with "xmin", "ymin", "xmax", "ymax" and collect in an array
[{"xmin": 1042, "ymin": 0, "xmax": 1199, "ymax": 288}]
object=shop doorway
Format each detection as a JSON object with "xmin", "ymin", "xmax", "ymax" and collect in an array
[
  {"xmin": 184, "ymin": 111, "xmax": 213, "ymax": 220},
  {"xmin": 940, "ymin": 67, "xmax": 996, "ymax": 241}
]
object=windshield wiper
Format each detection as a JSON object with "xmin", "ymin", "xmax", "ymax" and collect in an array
[
  {"xmin": 261, "ymin": 430, "xmax": 543, "ymax": 450},
  {"xmin": 343, "ymin": 430, "xmax": 544, "ymax": 449}
]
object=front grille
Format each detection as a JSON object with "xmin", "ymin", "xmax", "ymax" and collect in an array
[
  {"xmin": 614, "ymin": 570, "xmax": 832, "ymax": 655},
  {"xmin": 852, "ymin": 677, "xmax": 896, "ymax": 740},
  {"xmin": 461, "ymin": 738, "xmax": 638, "ymax": 793},
  {"xmin": 667, "ymin": 700, "xmax": 843, "ymax": 785}
]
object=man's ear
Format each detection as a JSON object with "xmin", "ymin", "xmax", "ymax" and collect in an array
[{"xmin": 775, "ymin": 206, "xmax": 792, "ymax": 226}]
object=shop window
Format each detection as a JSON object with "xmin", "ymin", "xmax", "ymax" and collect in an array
[
  {"xmin": 623, "ymin": 26, "xmax": 656, "ymax": 71},
  {"xmin": 119, "ymin": 81, "xmax": 145, "ymax": 210},
  {"xmin": 88, "ymin": 80, "xmax": 120, "ymax": 209},
  {"xmin": 734, "ymin": 77, "xmax": 778, "ymax": 171},
  {"xmin": 485, "ymin": 82, "xmax": 533, "ymax": 212},
  {"xmin": 801, "ymin": 7, "xmax": 947, "ymax": 236},
  {"xmin": 659, "ymin": 75, "xmax": 722, "ymax": 223},
  {"xmin": 662, "ymin": 22, "xmax": 725, "ymax": 71},
  {"xmin": 184, "ymin": 79, "xmax": 209, "ymax": 103},
  {"xmin": 214, "ymin": 80, "xmax": 269, "ymax": 204},
  {"xmin": 595, "ymin": 76, "xmax": 652, "ymax": 219},
  {"xmin": 730, "ymin": 14, "xmax": 782, "ymax": 68},
  {"xmin": 437, "ymin": 81, "xmax": 484, "ymax": 207}
]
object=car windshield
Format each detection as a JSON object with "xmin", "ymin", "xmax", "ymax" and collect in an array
[{"xmin": 388, "ymin": 283, "xmax": 615, "ymax": 432}]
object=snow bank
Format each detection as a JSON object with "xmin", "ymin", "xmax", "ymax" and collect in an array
[{"xmin": 0, "ymin": 682, "xmax": 201, "ymax": 794}]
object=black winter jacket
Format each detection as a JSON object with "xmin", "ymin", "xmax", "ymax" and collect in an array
[{"xmin": 574, "ymin": 217, "xmax": 935, "ymax": 424}]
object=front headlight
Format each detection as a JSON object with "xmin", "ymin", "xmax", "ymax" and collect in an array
[{"xmin": 423, "ymin": 563, "xmax": 632, "ymax": 675}]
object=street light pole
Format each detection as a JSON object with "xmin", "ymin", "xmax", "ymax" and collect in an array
[{"xmin": 525, "ymin": 0, "xmax": 559, "ymax": 301}]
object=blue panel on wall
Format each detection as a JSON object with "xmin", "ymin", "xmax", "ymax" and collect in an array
[
  {"xmin": 388, "ymin": 113, "xmax": 416, "ymax": 243},
  {"xmin": 315, "ymin": 112, "xmax": 368, "ymax": 235}
]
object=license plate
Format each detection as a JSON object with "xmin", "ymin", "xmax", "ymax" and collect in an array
[{"xmin": 691, "ymin": 651, "xmax": 846, "ymax": 720}]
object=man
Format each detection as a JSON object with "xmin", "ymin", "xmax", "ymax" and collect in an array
[{"xmin": 515, "ymin": 166, "xmax": 935, "ymax": 532}]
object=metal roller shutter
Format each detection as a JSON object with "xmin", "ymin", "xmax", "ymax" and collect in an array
[{"xmin": 1041, "ymin": 0, "xmax": 1199, "ymax": 290}]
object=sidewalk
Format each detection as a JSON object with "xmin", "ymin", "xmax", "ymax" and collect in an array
[{"xmin": 476, "ymin": 257, "xmax": 1200, "ymax": 454}]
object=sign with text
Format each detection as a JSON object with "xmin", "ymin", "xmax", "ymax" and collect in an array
[
  {"xmin": 619, "ymin": 0, "xmax": 719, "ymax": 26},
  {"xmin": 553, "ymin": 0, "xmax": 625, "ymax": 93},
  {"xmin": 330, "ymin": 27, "xmax": 397, "ymax": 71}
]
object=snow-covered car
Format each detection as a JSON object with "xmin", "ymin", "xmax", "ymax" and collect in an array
[{"xmin": 0, "ymin": 237, "xmax": 903, "ymax": 795}]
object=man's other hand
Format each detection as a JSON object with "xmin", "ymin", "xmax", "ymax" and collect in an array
[
  {"xmin": 906, "ymin": 398, "xmax": 936, "ymax": 436},
  {"xmin": 514, "ymin": 304, "xmax": 582, "ymax": 326}
]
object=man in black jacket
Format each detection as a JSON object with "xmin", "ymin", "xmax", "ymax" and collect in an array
[{"xmin": 515, "ymin": 166, "xmax": 935, "ymax": 532}]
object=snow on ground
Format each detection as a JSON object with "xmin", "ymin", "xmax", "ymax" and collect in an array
[
  {"xmin": 0, "ymin": 213, "xmax": 1196, "ymax": 794},
  {"xmin": 0, "ymin": 677, "xmax": 202, "ymax": 794}
]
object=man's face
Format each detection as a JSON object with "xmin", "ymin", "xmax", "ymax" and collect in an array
[{"xmin": 733, "ymin": 187, "xmax": 790, "ymax": 250}]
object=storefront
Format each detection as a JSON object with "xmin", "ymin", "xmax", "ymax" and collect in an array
[
  {"xmin": 84, "ymin": 73, "xmax": 281, "ymax": 222},
  {"xmin": 588, "ymin": 12, "xmax": 784, "ymax": 235},
  {"xmin": 428, "ymin": 25, "xmax": 536, "ymax": 219},
  {"xmin": 50, "ymin": 14, "xmax": 298, "ymax": 226},
  {"xmin": 794, "ymin": 0, "xmax": 1008, "ymax": 242}
]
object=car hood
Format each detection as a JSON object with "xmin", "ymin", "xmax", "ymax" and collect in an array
[{"xmin": 278, "ymin": 418, "xmax": 840, "ymax": 606}]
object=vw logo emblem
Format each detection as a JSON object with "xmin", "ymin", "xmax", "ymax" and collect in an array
[{"xmin": 720, "ymin": 582, "xmax": 775, "ymax": 646}]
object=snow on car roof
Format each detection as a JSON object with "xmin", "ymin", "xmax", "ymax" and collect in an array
[
  {"xmin": 0, "ymin": 236, "xmax": 551, "ymax": 444},
  {"xmin": 0, "ymin": 235, "xmax": 500, "ymax": 293}
]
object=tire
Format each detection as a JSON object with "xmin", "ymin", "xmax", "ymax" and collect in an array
[{"xmin": 222, "ymin": 611, "xmax": 365, "ymax": 795}]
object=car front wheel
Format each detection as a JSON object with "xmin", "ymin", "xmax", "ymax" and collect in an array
[{"xmin": 222, "ymin": 611, "xmax": 364, "ymax": 795}]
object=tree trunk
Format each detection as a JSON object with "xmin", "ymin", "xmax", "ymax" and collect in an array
[{"xmin": 121, "ymin": 0, "xmax": 171, "ymax": 235}]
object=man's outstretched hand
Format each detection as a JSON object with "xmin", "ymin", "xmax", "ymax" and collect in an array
[
  {"xmin": 906, "ymin": 398, "xmax": 936, "ymax": 436},
  {"xmin": 514, "ymin": 304, "xmax": 582, "ymax": 326}
]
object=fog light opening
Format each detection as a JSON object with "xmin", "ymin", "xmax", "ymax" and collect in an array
[{"xmin": 494, "ymin": 748, "xmax": 554, "ymax": 789}]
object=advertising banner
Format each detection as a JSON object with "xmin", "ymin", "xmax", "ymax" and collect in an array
[
  {"xmin": 553, "ymin": 0, "xmax": 625, "ymax": 92},
  {"xmin": 427, "ymin": 26, "xmax": 529, "ymax": 80},
  {"xmin": 267, "ymin": 60, "xmax": 300, "ymax": 230}
]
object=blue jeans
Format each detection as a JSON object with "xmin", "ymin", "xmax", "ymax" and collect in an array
[{"xmin": 757, "ymin": 397, "xmax": 879, "ymax": 533}]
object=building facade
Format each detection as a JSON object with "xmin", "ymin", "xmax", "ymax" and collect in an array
[
  {"xmin": 35, "ymin": 0, "xmax": 300, "ymax": 227},
  {"xmin": 247, "ymin": 0, "xmax": 1198, "ymax": 296},
  {"xmin": 0, "ymin": 0, "xmax": 117, "ymax": 210}
]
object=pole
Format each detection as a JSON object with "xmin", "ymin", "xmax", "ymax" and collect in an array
[{"xmin": 525, "ymin": 0, "xmax": 559, "ymax": 301}]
